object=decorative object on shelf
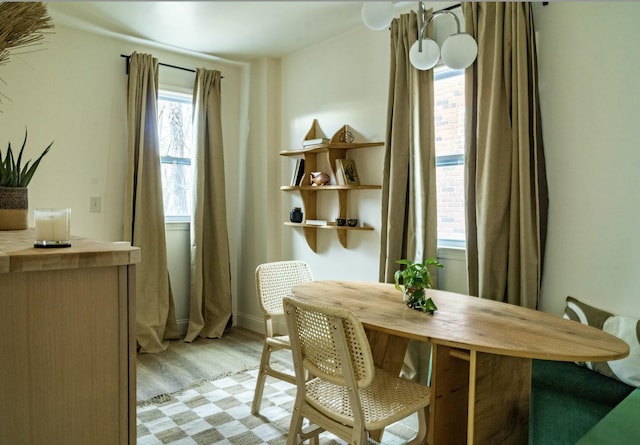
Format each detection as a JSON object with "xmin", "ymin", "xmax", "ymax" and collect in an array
[
  {"xmin": 394, "ymin": 258, "xmax": 444, "ymax": 314},
  {"xmin": 34, "ymin": 207, "xmax": 71, "ymax": 248},
  {"xmin": 335, "ymin": 218, "xmax": 346, "ymax": 227},
  {"xmin": 306, "ymin": 219, "xmax": 327, "ymax": 226},
  {"xmin": 331, "ymin": 124, "xmax": 355, "ymax": 144},
  {"xmin": 361, "ymin": 2, "xmax": 477, "ymax": 71},
  {"xmin": 302, "ymin": 119, "xmax": 328, "ymax": 147},
  {"xmin": 337, "ymin": 158, "xmax": 360, "ymax": 186},
  {"xmin": 290, "ymin": 207, "xmax": 303, "ymax": 223},
  {"xmin": 0, "ymin": 129, "xmax": 53, "ymax": 230},
  {"xmin": 347, "ymin": 218, "xmax": 358, "ymax": 227},
  {"xmin": 302, "ymin": 137, "xmax": 329, "ymax": 147},
  {"xmin": 310, "ymin": 171, "xmax": 330, "ymax": 186}
]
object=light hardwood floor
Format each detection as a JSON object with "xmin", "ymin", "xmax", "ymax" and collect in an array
[
  {"xmin": 136, "ymin": 325, "xmax": 420, "ymax": 442},
  {"xmin": 136, "ymin": 326, "xmax": 292, "ymax": 401}
]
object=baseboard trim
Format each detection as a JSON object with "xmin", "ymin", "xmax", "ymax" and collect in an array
[
  {"xmin": 235, "ymin": 312, "xmax": 264, "ymax": 335},
  {"xmin": 177, "ymin": 318, "xmax": 189, "ymax": 337}
]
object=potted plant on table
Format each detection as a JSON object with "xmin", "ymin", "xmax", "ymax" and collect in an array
[
  {"xmin": 0, "ymin": 130, "xmax": 53, "ymax": 230},
  {"xmin": 394, "ymin": 258, "xmax": 444, "ymax": 314}
]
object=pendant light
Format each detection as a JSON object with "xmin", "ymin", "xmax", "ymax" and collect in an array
[{"xmin": 363, "ymin": 1, "xmax": 478, "ymax": 71}]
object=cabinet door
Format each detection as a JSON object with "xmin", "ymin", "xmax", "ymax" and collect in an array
[{"xmin": 0, "ymin": 266, "xmax": 133, "ymax": 444}]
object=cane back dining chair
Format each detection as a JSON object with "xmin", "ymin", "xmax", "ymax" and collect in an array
[
  {"xmin": 251, "ymin": 260, "xmax": 313, "ymax": 415},
  {"xmin": 283, "ymin": 295, "xmax": 431, "ymax": 445}
]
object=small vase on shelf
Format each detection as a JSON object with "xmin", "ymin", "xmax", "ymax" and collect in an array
[{"xmin": 290, "ymin": 207, "xmax": 303, "ymax": 223}]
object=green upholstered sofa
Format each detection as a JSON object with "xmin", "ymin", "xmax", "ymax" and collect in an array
[
  {"xmin": 530, "ymin": 359, "xmax": 634, "ymax": 445},
  {"xmin": 530, "ymin": 296, "xmax": 639, "ymax": 444}
]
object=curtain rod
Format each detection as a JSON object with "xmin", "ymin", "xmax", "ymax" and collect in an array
[
  {"xmin": 119, "ymin": 54, "xmax": 223, "ymax": 78},
  {"xmin": 120, "ymin": 5, "xmax": 462, "ymax": 74},
  {"xmin": 440, "ymin": 3, "xmax": 461, "ymax": 12}
]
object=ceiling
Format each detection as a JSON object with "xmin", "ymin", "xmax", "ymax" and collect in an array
[{"xmin": 46, "ymin": 1, "xmax": 456, "ymax": 62}]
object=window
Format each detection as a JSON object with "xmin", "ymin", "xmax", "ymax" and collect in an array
[
  {"xmin": 158, "ymin": 91, "xmax": 193, "ymax": 221},
  {"xmin": 434, "ymin": 67, "xmax": 466, "ymax": 247}
]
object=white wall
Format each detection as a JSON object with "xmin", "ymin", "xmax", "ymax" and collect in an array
[
  {"xmin": 0, "ymin": 24, "xmax": 246, "ymax": 331},
  {"xmin": 235, "ymin": 57, "xmax": 283, "ymax": 333},
  {"xmin": 279, "ymin": 26, "xmax": 389, "ymax": 283},
  {"xmin": 0, "ymin": 24, "xmax": 243, "ymax": 241},
  {"xmin": 533, "ymin": 2, "xmax": 640, "ymax": 318}
]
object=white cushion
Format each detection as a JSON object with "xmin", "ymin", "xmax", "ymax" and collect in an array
[{"xmin": 563, "ymin": 296, "xmax": 639, "ymax": 388}]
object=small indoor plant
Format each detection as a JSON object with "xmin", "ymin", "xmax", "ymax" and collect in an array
[
  {"xmin": 394, "ymin": 258, "xmax": 444, "ymax": 314},
  {"xmin": 0, "ymin": 129, "xmax": 53, "ymax": 230},
  {"xmin": 0, "ymin": 130, "xmax": 52, "ymax": 187}
]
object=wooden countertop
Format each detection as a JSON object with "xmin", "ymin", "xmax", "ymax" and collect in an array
[
  {"xmin": 0, "ymin": 229, "xmax": 140, "ymax": 273},
  {"xmin": 291, "ymin": 280, "xmax": 630, "ymax": 363}
]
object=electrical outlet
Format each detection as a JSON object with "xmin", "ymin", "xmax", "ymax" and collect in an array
[{"xmin": 90, "ymin": 196, "xmax": 102, "ymax": 213}]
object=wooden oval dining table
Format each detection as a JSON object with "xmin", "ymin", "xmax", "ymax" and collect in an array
[{"xmin": 291, "ymin": 280, "xmax": 629, "ymax": 445}]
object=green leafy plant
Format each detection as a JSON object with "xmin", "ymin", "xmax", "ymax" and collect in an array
[
  {"xmin": 394, "ymin": 258, "xmax": 444, "ymax": 314},
  {"xmin": 0, "ymin": 129, "xmax": 53, "ymax": 187}
]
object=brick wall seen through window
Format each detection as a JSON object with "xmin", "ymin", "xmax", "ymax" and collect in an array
[{"xmin": 434, "ymin": 68, "xmax": 465, "ymax": 246}]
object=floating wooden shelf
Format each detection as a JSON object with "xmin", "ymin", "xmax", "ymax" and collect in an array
[
  {"xmin": 281, "ymin": 121, "xmax": 384, "ymax": 252},
  {"xmin": 284, "ymin": 222, "xmax": 374, "ymax": 231},
  {"xmin": 280, "ymin": 185, "xmax": 382, "ymax": 191},
  {"xmin": 279, "ymin": 142, "xmax": 384, "ymax": 156}
]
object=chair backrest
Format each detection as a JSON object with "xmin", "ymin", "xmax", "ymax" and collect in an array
[
  {"xmin": 283, "ymin": 295, "xmax": 375, "ymax": 389},
  {"xmin": 255, "ymin": 261, "xmax": 313, "ymax": 316}
]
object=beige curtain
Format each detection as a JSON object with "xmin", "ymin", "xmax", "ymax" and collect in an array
[
  {"xmin": 379, "ymin": 11, "xmax": 438, "ymax": 383},
  {"xmin": 379, "ymin": 11, "xmax": 438, "ymax": 284},
  {"xmin": 184, "ymin": 68, "xmax": 232, "ymax": 342},
  {"xmin": 124, "ymin": 52, "xmax": 179, "ymax": 353},
  {"xmin": 462, "ymin": 2, "xmax": 548, "ymax": 309}
]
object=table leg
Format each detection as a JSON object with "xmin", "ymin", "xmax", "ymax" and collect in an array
[
  {"xmin": 468, "ymin": 351, "xmax": 530, "ymax": 444},
  {"xmin": 429, "ymin": 344, "xmax": 470, "ymax": 445},
  {"xmin": 429, "ymin": 344, "xmax": 531, "ymax": 444}
]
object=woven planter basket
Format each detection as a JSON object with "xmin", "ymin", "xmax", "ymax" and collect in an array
[{"xmin": 0, "ymin": 187, "xmax": 28, "ymax": 230}]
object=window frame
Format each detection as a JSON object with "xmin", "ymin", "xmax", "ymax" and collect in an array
[
  {"xmin": 434, "ymin": 66, "xmax": 466, "ymax": 250},
  {"xmin": 158, "ymin": 88, "xmax": 194, "ymax": 223}
]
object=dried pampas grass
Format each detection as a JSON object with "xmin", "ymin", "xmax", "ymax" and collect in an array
[{"xmin": 0, "ymin": 2, "xmax": 54, "ymax": 66}]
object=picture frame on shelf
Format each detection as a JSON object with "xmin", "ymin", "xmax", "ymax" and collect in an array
[
  {"xmin": 339, "ymin": 159, "xmax": 360, "ymax": 186},
  {"xmin": 335, "ymin": 159, "xmax": 346, "ymax": 185}
]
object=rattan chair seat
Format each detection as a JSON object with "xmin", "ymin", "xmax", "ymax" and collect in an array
[{"xmin": 305, "ymin": 368, "xmax": 431, "ymax": 431}]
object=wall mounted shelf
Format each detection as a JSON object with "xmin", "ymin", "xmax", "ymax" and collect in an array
[{"xmin": 280, "ymin": 121, "xmax": 383, "ymax": 252}]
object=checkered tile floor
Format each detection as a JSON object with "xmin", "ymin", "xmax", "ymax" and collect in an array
[{"xmin": 137, "ymin": 367, "xmax": 419, "ymax": 444}]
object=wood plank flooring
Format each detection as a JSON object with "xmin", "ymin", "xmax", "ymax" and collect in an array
[{"xmin": 136, "ymin": 326, "xmax": 292, "ymax": 401}]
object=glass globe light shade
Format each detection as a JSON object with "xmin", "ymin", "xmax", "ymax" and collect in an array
[
  {"xmin": 409, "ymin": 38, "xmax": 440, "ymax": 71},
  {"xmin": 441, "ymin": 33, "xmax": 478, "ymax": 69},
  {"xmin": 361, "ymin": 2, "xmax": 394, "ymax": 31}
]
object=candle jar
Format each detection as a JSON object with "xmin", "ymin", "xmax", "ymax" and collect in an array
[
  {"xmin": 34, "ymin": 208, "xmax": 71, "ymax": 248},
  {"xmin": 290, "ymin": 207, "xmax": 303, "ymax": 223}
]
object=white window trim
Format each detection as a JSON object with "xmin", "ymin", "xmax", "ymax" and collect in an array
[{"xmin": 158, "ymin": 88, "xmax": 194, "ymax": 223}]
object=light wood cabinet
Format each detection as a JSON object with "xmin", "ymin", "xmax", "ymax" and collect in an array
[
  {"xmin": 0, "ymin": 230, "xmax": 139, "ymax": 445},
  {"xmin": 280, "ymin": 131, "xmax": 383, "ymax": 252}
]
